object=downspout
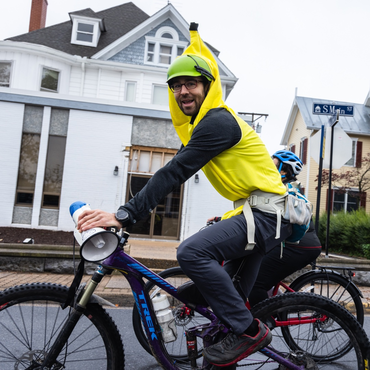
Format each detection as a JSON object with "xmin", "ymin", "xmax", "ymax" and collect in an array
[{"xmin": 79, "ymin": 56, "xmax": 87, "ymax": 96}]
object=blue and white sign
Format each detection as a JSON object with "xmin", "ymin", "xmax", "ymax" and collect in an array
[{"xmin": 312, "ymin": 103, "xmax": 354, "ymax": 117}]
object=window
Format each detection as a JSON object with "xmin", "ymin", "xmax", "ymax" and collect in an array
[
  {"xmin": 15, "ymin": 106, "xmax": 43, "ymax": 206},
  {"xmin": 0, "ymin": 62, "xmax": 11, "ymax": 87},
  {"xmin": 152, "ymin": 85, "xmax": 168, "ymax": 105},
  {"xmin": 289, "ymin": 144, "xmax": 296, "ymax": 154},
  {"xmin": 344, "ymin": 140, "xmax": 362, "ymax": 168},
  {"xmin": 145, "ymin": 27, "xmax": 187, "ymax": 66},
  {"xmin": 41, "ymin": 109, "xmax": 68, "ymax": 209},
  {"xmin": 159, "ymin": 44, "xmax": 172, "ymax": 64},
  {"xmin": 42, "ymin": 137, "xmax": 66, "ymax": 208},
  {"xmin": 130, "ymin": 147, "xmax": 174, "ymax": 174},
  {"xmin": 147, "ymin": 42, "xmax": 155, "ymax": 62},
  {"xmin": 41, "ymin": 67, "xmax": 59, "ymax": 92},
  {"xmin": 70, "ymin": 15, "xmax": 103, "ymax": 47},
  {"xmin": 76, "ymin": 22, "xmax": 94, "ymax": 42},
  {"xmin": 327, "ymin": 188, "xmax": 366, "ymax": 213},
  {"xmin": 125, "ymin": 81, "xmax": 136, "ymax": 102},
  {"xmin": 332, "ymin": 189, "xmax": 360, "ymax": 213}
]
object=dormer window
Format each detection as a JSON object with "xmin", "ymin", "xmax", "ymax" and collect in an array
[
  {"xmin": 77, "ymin": 23, "xmax": 94, "ymax": 43},
  {"xmin": 145, "ymin": 27, "xmax": 187, "ymax": 66},
  {"xmin": 70, "ymin": 14, "xmax": 105, "ymax": 47}
]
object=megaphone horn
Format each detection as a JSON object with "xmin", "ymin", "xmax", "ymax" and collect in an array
[
  {"xmin": 69, "ymin": 201, "xmax": 120, "ymax": 262},
  {"xmin": 80, "ymin": 227, "xmax": 120, "ymax": 262}
]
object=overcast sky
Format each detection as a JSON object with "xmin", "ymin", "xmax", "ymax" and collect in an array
[{"xmin": 2, "ymin": 0, "xmax": 370, "ymax": 153}]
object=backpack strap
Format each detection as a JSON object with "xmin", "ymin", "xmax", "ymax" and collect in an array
[{"xmin": 234, "ymin": 191, "xmax": 287, "ymax": 251}]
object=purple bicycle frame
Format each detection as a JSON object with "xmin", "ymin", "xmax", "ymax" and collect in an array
[{"xmin": 101, "ymin": 247, "xmax": 304, "ymax": 370}]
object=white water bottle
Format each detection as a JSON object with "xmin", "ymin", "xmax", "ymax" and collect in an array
[{"xmin": 152, "ymin": 293, "xmax": 177, "ymax": 343}]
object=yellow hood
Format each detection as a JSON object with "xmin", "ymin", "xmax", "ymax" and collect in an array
[
  {"xmin": 168, "ymin": 27, "xmax": 286, "ymax": 218},
  {"xmin": 169, "ymin": 27, "xmax": 231, "ymax": 143}
]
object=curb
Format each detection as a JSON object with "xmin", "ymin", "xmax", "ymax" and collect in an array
[
  {"xmin": 0, "ymin": 242, "xmax": 179, "ymax": 273},
  {"xmin": 93, "ymin": 290, "xmax": 370, "ymax": 315}
]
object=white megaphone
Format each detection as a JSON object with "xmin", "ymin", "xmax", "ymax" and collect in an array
[{"xmin": 70, "ymin": 201, "xmax": 120, "ymax": 262}]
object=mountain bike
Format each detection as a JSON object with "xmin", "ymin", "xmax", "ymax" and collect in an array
[
  {"xmin": 0, "ymin": 231, "xmax": 369, "ymax": 369},
  {"xmin": 132, "ymin": 264, "xmax": 365, "ymax": 364}
]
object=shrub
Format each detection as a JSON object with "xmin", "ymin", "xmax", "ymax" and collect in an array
[{"xmin": 316, "ymin": 209, "xmax": 370, "ymax": 259}]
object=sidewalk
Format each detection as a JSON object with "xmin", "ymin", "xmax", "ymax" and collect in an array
[
  {"xmin": 0, "ymin": 239, "xmax": 369, "ymax": 313},
  {"xmin": 0, "ymin": 238, "xmax": 181, "ymax": 307}
]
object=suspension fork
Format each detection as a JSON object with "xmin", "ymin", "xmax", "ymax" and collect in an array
[{"xmin": 40, "ymin": 266, "xmax": 107, "ymax": 368}]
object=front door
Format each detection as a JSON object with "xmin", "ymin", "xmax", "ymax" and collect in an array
[{"xmin": 125, "ymin": 146, "xmax": 183, "ymax": 240}]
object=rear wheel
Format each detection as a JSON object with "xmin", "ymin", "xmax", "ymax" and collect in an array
[
  {"xmin": 289, "ymin": 270, "xmax": 364, "ymax": 324},
  {"xmin": 251, "ymin": 292, "xmax": 369, "ymax": 369},
  {"xmin": 0, "ymin": 283, "xmax": 125, "ymax": 369}
]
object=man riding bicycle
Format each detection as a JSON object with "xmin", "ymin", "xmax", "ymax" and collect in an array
[{"xmin": 77, "ymin": 24, "xmax": 292, "ymax": 366}]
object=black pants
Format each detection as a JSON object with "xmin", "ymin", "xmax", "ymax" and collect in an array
[
  {"xmin": 177, "ymin": 211, "xmax": 291, "ymax": 335},
  {"xmin": 248, "ymin": 229, "xmax": 322, "ymax": 307}
]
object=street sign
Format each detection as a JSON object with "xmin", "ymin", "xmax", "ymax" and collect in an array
[
  {"xmin": 312, "ymin": 103, "xmax": 354, "ymax": 117},
  {"xmin": 310, "ymin": 125, "xmax": 352, "ymax": 169}
]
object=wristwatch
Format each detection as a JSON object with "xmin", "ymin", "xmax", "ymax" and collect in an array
[{"xmin": 115, "ymin": 207, "xmax": 130, "ymax": 228}]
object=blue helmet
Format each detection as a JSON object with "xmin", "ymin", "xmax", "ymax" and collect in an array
[{"xmin": 272, "ymin": 150, "xmax": 303, "ymax": 175}]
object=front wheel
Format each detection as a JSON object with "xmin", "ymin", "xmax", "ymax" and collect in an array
[{"xmin": 0, "ymin": 283, "xmax": 125, "ymax": 369}]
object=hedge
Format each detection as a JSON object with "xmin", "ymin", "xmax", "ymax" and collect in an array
[{"xmin": 316, "ymin": 209, "xmax": 370, "ymax": 259}]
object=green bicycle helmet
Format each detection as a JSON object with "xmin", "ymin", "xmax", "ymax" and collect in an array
[{"xmin": 167, "ymin": 54, "xmax": 215, "ymax": 83}]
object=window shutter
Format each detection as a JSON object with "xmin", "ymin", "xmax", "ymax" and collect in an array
[
  {"xmin": 360, "ymin": 191, "xmax": 366, "ymax": 209},
  {"xmin": 326, "ymin": 189, "xmax": 334, "ymax": 211},
  {"xmin": 291, "ymin": 144, "xmax": 296, "ymax": 154},
  {"xmin": 356, "ymin": 141, "xmax": 363, "ymax": 168},
  {"xmin": 301, "ymin": 138, "xmax": 308, "ymax": 164}
]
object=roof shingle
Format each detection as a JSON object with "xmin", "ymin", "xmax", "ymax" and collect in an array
[{"xmin": 6, "ymin": 2, "xmax": 149, "ymax": 58}]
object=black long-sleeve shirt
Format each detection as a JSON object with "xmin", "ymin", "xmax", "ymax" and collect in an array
[{"xmin": 123, "ymin": 108, "xmax": 241, "ymax": 222}]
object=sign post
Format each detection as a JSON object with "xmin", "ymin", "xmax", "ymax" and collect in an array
[
  {"xmin": 325, "ymin": 111, "xmax": 339, "ymax": 257},
  {"xmin": 311, "ymin": 104, "xmax": 353, "ymax": 257},
  {"xmin": 314, "ymin": 127, "xmax": 325, "ymax": 234}
]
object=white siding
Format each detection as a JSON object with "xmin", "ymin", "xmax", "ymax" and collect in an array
[
  {"xmin": 0, "ymin": 46, "xmax": 173, "ymax": 107},
  {"xmin": 68, "ymin": 65, "xmax": 82, "ymax": 96},
  {"xmin": 58, "ymin": 110, "xmax": 133, "ymax": 230},
  {"xmin": 98, "ymin": 69, "xmax": 121, "ymax": 100},
  {"xmin": 0, "ymin": 102, "xmax": 24, "ymax": 225},
  {"xmin": 181, "ymin": 171, "xmax": 233, "ymax": 240},
  {"xmin": 0, "ymin": 49, "xmax": 71, "ymax": 94},
  {"xmin": 82, "ymin": 67, "xmax": 99, "ymax": 98}
]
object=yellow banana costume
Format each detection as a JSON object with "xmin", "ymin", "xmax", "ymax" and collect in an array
[{"xmin": 168, "ymin": 27, "xmax": 286, "ymax": 220}]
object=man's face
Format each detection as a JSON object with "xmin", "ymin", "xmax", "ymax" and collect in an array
[{"xmin": 170, "ymin": 77, "xmax": 208, "ymax": 117}]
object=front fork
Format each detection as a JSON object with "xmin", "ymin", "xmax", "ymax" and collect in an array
[{"xmin": 39, "ymin": 266, "xmax": 107, "ymax": 369}]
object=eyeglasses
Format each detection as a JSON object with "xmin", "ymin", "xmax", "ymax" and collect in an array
[{"xmin": 169, "ymin": 79, "xmax": 202, "ymax": 93}]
